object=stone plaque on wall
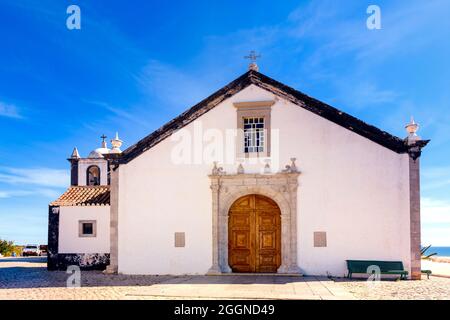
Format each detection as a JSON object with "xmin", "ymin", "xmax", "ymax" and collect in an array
[
  {"xmin": 175, "ymin": 232, "xmax": 185, "ymax": 247},
  {"xmin": 314, "ymin": 232, "xmax": 327, "ymax": 247}
]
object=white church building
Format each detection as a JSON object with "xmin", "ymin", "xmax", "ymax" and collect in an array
[{"xmin": 48, "ymin": 64, "xmax": 429, "ymax": 279}]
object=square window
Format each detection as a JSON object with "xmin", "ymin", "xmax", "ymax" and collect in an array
[
  {"xmin": 83, "ymin": 223, "xmax": 93, "ymax": 235},
  {"xmin": 79, "ymin": 220, "xmax": 96, "ymax": 237}
]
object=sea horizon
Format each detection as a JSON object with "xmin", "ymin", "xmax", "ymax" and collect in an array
[{"xmin": 426, "ymin": 246, "xmax": 450, "ymax": 257}]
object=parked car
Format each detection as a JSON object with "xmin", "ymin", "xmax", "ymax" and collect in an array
[
  {"xmin": 39, "ymin": 245, "xmax": 48, "ymax": 256},
  {"xmin": 22, "ymin": 245, "xmax": 41, "ymax": 256}
]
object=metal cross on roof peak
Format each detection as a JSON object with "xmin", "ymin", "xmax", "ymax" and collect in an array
[
  {"xmin": 244, "ymin": 50, "xmax": 261, "ymax": 63},
  {"xmin": 100, "ymin": 134, "xmax": 107, "ymax": 142}
]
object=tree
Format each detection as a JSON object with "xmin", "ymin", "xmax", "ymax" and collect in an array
[{"xmin": 0, "ymin": 239, "xmax": 15, "ymax": 256}]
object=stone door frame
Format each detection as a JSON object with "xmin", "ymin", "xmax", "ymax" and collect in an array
[{"xmin": 207, "ymin": 172, "xmax": 301, "ymax": 274}]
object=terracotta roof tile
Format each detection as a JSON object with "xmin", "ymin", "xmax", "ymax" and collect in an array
[{"xmin": 50, "ymin": 186, "xmax": 110, "ymax": 206}]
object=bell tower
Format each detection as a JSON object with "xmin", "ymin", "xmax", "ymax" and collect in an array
[{"xmin": 66, "ymin": 134, "xmax": 124, "ymax": 187}]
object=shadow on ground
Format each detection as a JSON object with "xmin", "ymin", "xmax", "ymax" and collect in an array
[
  {"xmin": 0, "ymin": 257, "xmax": 46, "ymax": 263},
  {"xmin": 0, "ymin": 256, "xmax": 377, "ymax": 290}
]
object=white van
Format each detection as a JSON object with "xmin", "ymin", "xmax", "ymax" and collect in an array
[{"xmin": 22, "ymin": 245, "xmax": 41, "ymax": 256}]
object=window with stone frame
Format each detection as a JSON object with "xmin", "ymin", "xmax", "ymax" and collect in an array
[
  {"xmin": 244, "ymin": 117, "xmax": 265, "ymax": 153},
  {"xmin": 234, "ymin": 100, "xmax": 274, "ymax": 157},
  {"xmin": 79, "ymin": 220, "xmax": 96, "ymax": 237}
]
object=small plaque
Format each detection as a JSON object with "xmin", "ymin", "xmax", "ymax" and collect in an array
[
  {"xmin": 174, "ymin": 232, "xmax": 185, "ymax": 247},
  {"xmin": 314, "ymin": 232, "xmax": 327, "ymax": 247}
]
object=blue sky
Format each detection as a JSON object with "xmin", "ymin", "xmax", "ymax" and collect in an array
[{"xmin": 0, "ymin": 0, "xmax": 449, "ymax": 245}]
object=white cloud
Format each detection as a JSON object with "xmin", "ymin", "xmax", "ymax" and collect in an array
[
  {"xmin": 0, "ymin": 167, "xmax": 69, "ymax": 188},
  {"xmin": 422, "ymin": 166, "xmax": 450, "ymax": 191},
  {"xmin": 330, "ymin": 81, "xmax": 399, "ymax": 110},
  {"xmin": 0, "ymin": 101, "xmax": 22, "ymax": 119},
  {"xmin": 136, "ymin": 60, "xmax": 214, "ymax": 110},
  {"xmin": 422, "ymin": 198, "xmax": 450, "ymax": 224},
  {"xmin": 422, "ymin": 226, "xmax": 450, "ymax": 247},
  {"xmin": 421, "ymin": 197, "xmax": 450, "ymax": 246},
  {"xmin": 84, "ymin": 100, "xmax": 150, "ymax": 127},
  {"xmin": 290, "ymin": 0, "xmax": 450, "ymax": 65},
  {"xmin": 0, "ymin": 188, "xmax": 60, "ymax": 199}
]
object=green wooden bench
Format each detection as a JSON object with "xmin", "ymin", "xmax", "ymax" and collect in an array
[
  {"xmin": 346, "ymin": 260, "xmax": 408, "ymax": 280},
  {"xmin": 421, "ymin": 270, "xmax": 432, "ymax": 279}
]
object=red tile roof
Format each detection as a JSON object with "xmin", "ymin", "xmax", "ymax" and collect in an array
[{"xmin": 50, "ymin": 186, "xmax": 110, "ymax": 206}]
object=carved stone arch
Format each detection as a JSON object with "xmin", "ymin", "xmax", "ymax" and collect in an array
[
  {"xmin": 208, "ymin": 173, "xmax": 300, "ymax": 274},
  {"xmin": 221, "ymin": 185, "xmax": 291, "ymax": 218}
]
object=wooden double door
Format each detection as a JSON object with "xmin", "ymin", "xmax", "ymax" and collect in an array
[{"xmin": 228, "ymin": 194, "xmax": 281, "ymax": 273}]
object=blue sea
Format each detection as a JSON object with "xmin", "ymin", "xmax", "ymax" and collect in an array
[{"xmin": 428, "ymin": 247, "xmax": 450, "ymax": 257}]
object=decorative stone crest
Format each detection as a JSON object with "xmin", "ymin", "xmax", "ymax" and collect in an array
[
  {"xmin": 211, "ymin": 161, "xmax": 226, "ymax": 176},
  {"xmin": 282, "ymin": 158, "xmax": 299, "ymax": 173}
]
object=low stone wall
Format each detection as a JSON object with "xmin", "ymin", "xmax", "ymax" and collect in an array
[{"xmin": 53, "ymin": 253, "xmax": 110, "ymax": 271}]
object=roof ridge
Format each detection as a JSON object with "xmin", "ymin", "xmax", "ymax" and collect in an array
[
  {"xmin": 248, "ymin": 71, "xmax": 407, "ymax": 151},
  {"xmin": 121, "ymin": 71, "xmax": 253, "ymax": 162}
]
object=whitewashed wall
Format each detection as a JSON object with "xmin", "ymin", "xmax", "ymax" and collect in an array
[
  {"xmin": 117, "ymin": 84, "xmax": 411, "ymax": 276},
  {"xmin": 59, "ymin": 206, "xmax": 110, "ymax": 254}
]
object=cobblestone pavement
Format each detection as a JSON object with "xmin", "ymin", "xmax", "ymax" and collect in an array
[
  {"xmin": 336, "ymin": 276, "xmax": 450, "ymax": 300},
  {"xmin": 1, "ymin": 257, "xmax": 449, "ymax": 300}
]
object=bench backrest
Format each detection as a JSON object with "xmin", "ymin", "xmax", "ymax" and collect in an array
[{"xmin": 346, "ymin": 260, "xmax": 405, "ymax": 273}]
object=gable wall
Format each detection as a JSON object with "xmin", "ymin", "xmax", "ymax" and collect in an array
[{"xmin": 117, "ymin": 85, "xmax": 410, "ymax": 276}]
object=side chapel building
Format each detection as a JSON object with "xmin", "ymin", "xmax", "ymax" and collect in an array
[{"xmin": 48, "ymin": 64, "xmax": 429, "ymax": 279}]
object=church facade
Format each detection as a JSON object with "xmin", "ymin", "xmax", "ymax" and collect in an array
[{"xmin": 48, "ymin": 68, "xmax": 428, "ymax": 279}]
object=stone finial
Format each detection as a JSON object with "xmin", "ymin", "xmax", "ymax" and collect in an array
[
  {"xmin": 290, "ymin": 158, "xmax": 298, "ymax": 171},
  {"xmin": 264, "ymin": 159, "xmax": 271, "ymax": 174},
  {"xmin": 237, "ymin": 163, "xmax": 245, "ymax": 174},
  {"xmin": 248, "ymin": 63, "xmax": 259, "ymax": 72},
  {"xmin": 405, "ymin": 116, "xmax": 421, "ymax": 145},
  {"xmin": 404, "ymin": 117, "xmax": 430, "ymax": 160},
  {"xmin": 212, "ymin": 161, "xmax": 226, "ymax": 175},
  {"xmin": 282, "ymin": 158, "xmax": 299, "ymax": 173},
  {"xmin": 70, "ymin": 147, "xmax": 80, "ymax": 159},
  {"xmin": 110, "ymin": 132, "xmax": 123, "ymax": 154}
]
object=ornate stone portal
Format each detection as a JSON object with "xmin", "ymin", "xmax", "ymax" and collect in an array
[{"xmin": 207, "ymin": 167, "xmax": 301, "ymax": 274}]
